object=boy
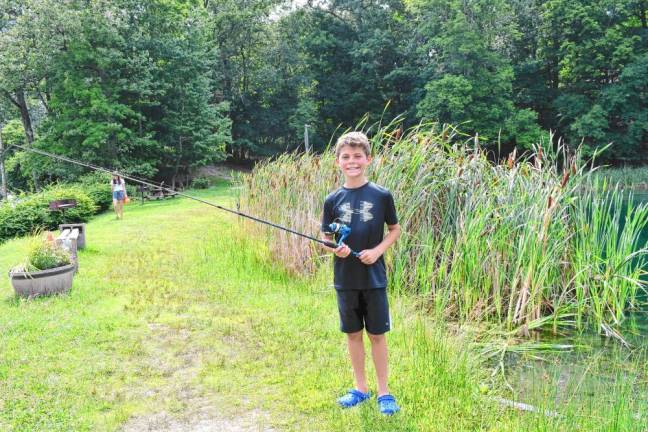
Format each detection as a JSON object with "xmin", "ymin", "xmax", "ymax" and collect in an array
[{"xmin": 321, "ymin": 131, "xmax": 401, "ymax": 415}]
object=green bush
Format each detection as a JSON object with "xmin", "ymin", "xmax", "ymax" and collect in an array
[
  {"xmin": 77, "ymin": 172, "xmax": 113, "ymax": 212},
  {"xmin": 192, "ymin": 176, "xmax": 210, "ymax": 189},
  {"xmin": 0, "ymin": 200, "xmax": 50, "ymax": 243},
  {"xmin": 0, "ymin": 185, "xmax": 96, "ymax": 243}
]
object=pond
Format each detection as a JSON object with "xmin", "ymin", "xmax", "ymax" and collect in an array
[{"xmin": 504, "ymin": 190, "xmax": 648, "ymax": 422}]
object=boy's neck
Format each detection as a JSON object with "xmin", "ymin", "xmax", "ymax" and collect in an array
[{"xmin": 343, "ymin": 176, "xmax": 369, "ymax": 189}]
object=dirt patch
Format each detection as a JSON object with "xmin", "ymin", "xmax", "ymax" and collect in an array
[
  {"xmin": 122, "ymin": 405, "xmax": 275, "ymax": 432},
  {"xmin": 120, "ymin": 323, "xmax": 275, "ymax": 432}
]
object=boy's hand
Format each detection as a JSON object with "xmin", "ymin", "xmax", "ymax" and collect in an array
[
  {"xmin": 358, "ymin": 248, "xmax": 381, "ymax": 265},
  {"xmin": 334, "ymin": 243, "xmax": 352, "ymax": 258}
]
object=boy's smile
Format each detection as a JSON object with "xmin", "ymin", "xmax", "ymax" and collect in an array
[{"xmin": 336, "ymin": 147, "xmax": 372, "ymax": 184}]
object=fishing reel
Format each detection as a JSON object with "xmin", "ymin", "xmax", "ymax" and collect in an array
[{"xmin": 326, "ymin": 222, "xmax": 359, "ymax": 257}]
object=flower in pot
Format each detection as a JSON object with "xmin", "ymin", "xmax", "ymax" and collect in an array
[{"xmin": 9, "ymin": 236, "xmax": 76, "ymax": 298}]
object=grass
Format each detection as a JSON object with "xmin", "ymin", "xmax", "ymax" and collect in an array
[{"xmin": 0, "ymin": 184, "xmax": 646, "ymax": 431}]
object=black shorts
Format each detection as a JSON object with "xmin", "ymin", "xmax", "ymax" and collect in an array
[{"xmin": 335, "ymin": 288, "xmax": 391, "ymax": 335}]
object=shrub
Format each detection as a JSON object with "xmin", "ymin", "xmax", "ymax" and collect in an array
[
  {"xmin": 77, "ymin": 172, "xmax": 113, "ymax": 212},
  {"xmin": 192, "ymin": 176, "xmax": 210, "ymax": 189},
  {"xmin": 0, "ymin": 185, "xmax": 96, "ymax": 243}
]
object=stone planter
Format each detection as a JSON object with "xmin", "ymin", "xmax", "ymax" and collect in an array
[{"xmin": 9, "ymin": 263, "xmax": 76, "ymax": 298}]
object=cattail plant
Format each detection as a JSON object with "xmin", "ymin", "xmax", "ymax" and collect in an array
[{"xmin": 239, "ymin": 121, "xmax": 648, "ymax": 338}]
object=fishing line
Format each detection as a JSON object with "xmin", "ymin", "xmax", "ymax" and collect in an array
[{"xmin": 2, "ymin": 143, "xmax": 339, "ymax": 249}]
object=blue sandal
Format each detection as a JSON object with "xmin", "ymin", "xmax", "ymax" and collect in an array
[
  {"xmin": 377, "ymin": 394, "xmax": 400, "ymax": 415},
  {"xmin": 337, "ymin": 389, "xmax": 372, "ymax": 408}
]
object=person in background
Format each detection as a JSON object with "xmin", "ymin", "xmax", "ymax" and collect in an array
[{"xmin": 111, "ymin": 172, "xmax": 128, "ymax": 219}]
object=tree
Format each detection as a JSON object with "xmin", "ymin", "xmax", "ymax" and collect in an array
[
  {"xmin": 0, "ymin": 0, "xmax": 81, "ymax": 145},
  {"xmin": 35, "ymin": 0, "xmax": 230, "ymax": 182},
  {"xmin": 151, "ymin": 8, "xmax": 231, "ymax": 187},
  {"xmin": 281, "ymin": 0, "xmax": 417, "ymax": 149},
  {"xmin": 537, "ymin": 0, "xmax": 648, "ymax": 160},
  {"xmin": 411, "ymin": 0, "xmax": 543, "ymax": 150}
]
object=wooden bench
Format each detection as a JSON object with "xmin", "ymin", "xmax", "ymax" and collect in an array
[
  {"xmin": 56, "ymin": 227, "xmax": 80, "ymax": 265},
  {"xmin": 59, "ymin": 223, "xmax": 86, "ymax": 249},
  {"xmin": 55, "ymin": 223, "xmax": 86, "ymax": 270},
  {"xmin": 137, "ymin": 184, "xmax": 179, "ymax": 201},
  {"xmin": 149, "ymin": 189, "xmax": 178, "ymax": 200}
]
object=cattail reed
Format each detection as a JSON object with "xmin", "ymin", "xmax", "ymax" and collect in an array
[{"xmin": 238, "ymin": 120, "xmax": 648, "ymax": 338}]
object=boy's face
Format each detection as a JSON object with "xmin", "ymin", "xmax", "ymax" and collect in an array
[{"xmin": 336, "ymin": 145, "xmax": 371, "ymax": 180}]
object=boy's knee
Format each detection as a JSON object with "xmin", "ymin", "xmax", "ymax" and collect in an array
[
  {"xmin": 367, "ymin": 332, "xmax": 386, "ymax": 344},
  {"xmin": 347, "ymin": 330, "xmax": 363, "ymax": 342}
]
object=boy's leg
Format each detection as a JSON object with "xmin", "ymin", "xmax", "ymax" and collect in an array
[
  {"xmin": 336, "ymin": 290, "xmax": 369, "ymax": 395},
  {"xmin": 363, "ymin": 289, "xmax": 391, "ymax": 397},
  {"xmin": 347, "ymin": 330, "xmax": 369, "ymax": 393},
  {"xmin": 367, "ymin": 332, "xmax": 389, "ymax": 396}
]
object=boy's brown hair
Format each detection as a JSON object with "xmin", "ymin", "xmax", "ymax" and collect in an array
[{"xmin": 335, "ymin": 132, "xmax": 371, "ymax": 157}]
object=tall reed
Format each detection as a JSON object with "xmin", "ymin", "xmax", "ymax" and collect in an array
[{"xmin": 239, "ymin": 121, "xmax": 648, "ymax": 336}]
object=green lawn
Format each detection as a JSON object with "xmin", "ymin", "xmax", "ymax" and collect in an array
[{"xmin": 0, "ymin": 185, "xmax": 643, "ymax": 431}]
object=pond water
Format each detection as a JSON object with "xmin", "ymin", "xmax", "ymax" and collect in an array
[{"xmin": 504, "ymin": 190, "xmax": 648, "ymax": 419}]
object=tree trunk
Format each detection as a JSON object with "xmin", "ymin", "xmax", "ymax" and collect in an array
[
  {"xmin": 16, "ymin": 91, "xmax": 40, "ymax": 190},
  {"xmin": 171, "ymin": 137, "xmax": 184, "ymax": 190},
  {"xmin": 15, "ymin": 90, "xmax": 34, "ymax": 145},
  {"xmin": 3, "ymin": 89, "xmax": 35, "ymax": 145},
  {"xmin": 3, "ymin": 89, "xmax": 39, "ymax": 190},
  {"xmin": 0, "ymin": 129, "xmax": 7, "ymax": 200}
]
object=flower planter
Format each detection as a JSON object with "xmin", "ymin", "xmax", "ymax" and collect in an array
[{"xmin": 9, "ymin": 263, "xmax": 76, "ymax": 298}]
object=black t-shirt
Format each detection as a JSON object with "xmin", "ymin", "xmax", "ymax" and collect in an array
[{"xmin": 321, "ymin": 182, "xmax": 398, "ymax": 290}]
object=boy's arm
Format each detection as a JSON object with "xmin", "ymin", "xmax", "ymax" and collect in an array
[
  {"xmin": 321, "ymin": 197, "xmax": 352, "ymax": 258},
  {"xmin": 321, "ymin": 233, "xmax": 336, "ymax": 253},
  {"xmin": 358, "ymin": 224, "xmax": 401, "ymax": 265}
]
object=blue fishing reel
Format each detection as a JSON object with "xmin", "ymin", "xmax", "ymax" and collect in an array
[{"xmin": 326, "ymin": 222, "xmax": 359, "ymax": 257}]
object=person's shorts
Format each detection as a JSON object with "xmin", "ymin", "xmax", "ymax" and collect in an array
[
  {"xmin": 113, "ymin": 190, "xmax": 125, "ymax": 201},
  {"xmin": 335, "ymin": 288, "xmax": 390, "ymax": 335}
]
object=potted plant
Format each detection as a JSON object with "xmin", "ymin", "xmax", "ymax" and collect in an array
[{"xmin": 9, "ymin": 235, "xmax": 76, "ymax": 298}]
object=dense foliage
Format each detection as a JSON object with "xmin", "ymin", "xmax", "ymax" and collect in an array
[{"xmin": 0, "ymin": 0, "xmax": 646, "ymax": 194}]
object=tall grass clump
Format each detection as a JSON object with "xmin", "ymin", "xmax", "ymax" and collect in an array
[
  {"xmin": 595, "ymin": 166, "xmax": 648, "ymax": 190},
  {"xmin": 239, "ymin": 121, "xmax": 648, "ymax": 336}
]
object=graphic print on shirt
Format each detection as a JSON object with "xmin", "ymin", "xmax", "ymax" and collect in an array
[{"xmin": 338, "ymin": 201, "xmax": 374, "ymax": 224}]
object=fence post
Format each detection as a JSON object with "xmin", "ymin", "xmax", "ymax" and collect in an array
[{"xmin": 304, "ymin": 123, "xmax": 310, "ymax": 153}]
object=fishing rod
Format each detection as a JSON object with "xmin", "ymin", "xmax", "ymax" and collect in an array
[{"xmin": 1, "ymin": 143, "xmax": 342, "ymax": 250}]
